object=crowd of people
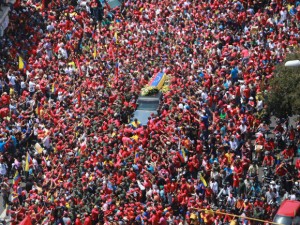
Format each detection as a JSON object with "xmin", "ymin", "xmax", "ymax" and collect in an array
[{"xmin": 0, "ymin": 0, "xmax": 300, "ymax": 224}]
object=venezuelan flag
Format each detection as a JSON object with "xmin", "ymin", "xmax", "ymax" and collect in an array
[
  {"xmin": 25, "ymin": 152, "xmax": 32, "ymax": 172},
  {"xmin": 13, "ymin": 171, "xmax": 21, "ymax": 186},
  {"xmin": 75, "ymin": 148, "xmax": 81, "ymax": 157},
  {"xmin": 75, "ymin": 59, "xmax": 83, "ymax": 76},
  {"xmin": 42, "ymin": 217, "xmax": 50, "ymax": 225},
  {"xmin": 35, "ymin": 102, "xmax": 42, "ymax": 116},
  {"xmin": 11, "ymin": 192, "xmax": 19, "ymax": 203},
  {"xmin": 179, "ymin": 149, "xmax": 187, "ymax": 162},
  {"xmin": 18, "ymin": 56, "xmax": 25, "ymax": 70},
  {"xmin": 114, "ymin": 31, "xmax": 118, "ymax": 43},
  {"xmin": 134, "ymin": 151, "xmax": 139, "ymax": 163},
  {"xmin": 115, "ymin": 61, "xmax": 119, "ymax": 77},
  {"xmin": 93, "ymin": 46, "xmax": 97, "ymax": 59},
  {"xmin": 51, "ymin": 83, "xmax": 55, "ymax": 93},
  {"xmin": 149, "ymin": 72, "xmax": 166, "ymax": 89},
  {"xmin": 199, "ymin": 173, "xmax": 207, "ymax": 187}
]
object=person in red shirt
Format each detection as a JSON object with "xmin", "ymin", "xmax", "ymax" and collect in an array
[
  {"xmin": 1, "ymin": 92, "xmax": 10, "ymax": 105},
  {"xmin": 75, "ymin": 214, "xmax": 82, "ymax": 225},
  {"xmin": 282, "ymin": 147, "xmax": 294, "ymax": 160},
  {"xmin": 262, "ymin": 152, "xmax": 274, "ymax": 167},
  {"xmin": 83, "ymin": 213, "xmax": 92, "ymax": 225},
  {"xmin": 150, "ymin": 210, "xmax": 160, "ymax": 225},
  {"xmin": 275, "ymin": 162, "xmax": 288, "ymax": 177},
  {"xmin": 91, "ymin": 206, "xmax": 99, "ymax": 225},
  {"xmin": 264, "ymin": 138, "xmax": 275, "ymax": 153},
  {"xmin": 232, "ymin": 172, "xmax": 240, "ymax": 196},
  {"xmin": 204, "ymin": 186, "xmax": 213, "ymax": 204}
]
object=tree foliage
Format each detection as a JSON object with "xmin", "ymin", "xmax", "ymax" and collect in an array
[{"xmin": 267, "ymin": 52, "xmax": 300, "ymax": 118}]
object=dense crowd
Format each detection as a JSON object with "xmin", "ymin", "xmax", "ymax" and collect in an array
[{"xmin": 0, "ymin": 0, "xmax": 300, "ymax": 224}]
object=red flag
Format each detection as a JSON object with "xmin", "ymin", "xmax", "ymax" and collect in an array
[
  {"xmin": 115, "ymin": 61, "xmax": 119, "ymax": 78},
  {"xmin": 75, "ymin": 59, "xmax": 83, "ymax": 76},
  {"xmin": 104, "ymin": 0, "xmax": 111, "ymax": 10},
  {"xmin": 19, "ymin": 215, "xmax": 32, "ymax": 225},
  {"xmin": 108, "ymin": 42, "xmax": 115, "ymax": 60},
  {"xmin": 176, "ymin": 151, "xmax": 184, "ymax": 163},
  {"xmin": 77, "ymin": 90, "xmax": 81, "ymax": 106},
  {"xmin": 41, "ymin": 0, "xmax": 45, "ymax": 10}
]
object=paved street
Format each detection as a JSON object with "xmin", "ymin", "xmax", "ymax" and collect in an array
[{"xmin": 0, "ymin": 195, "xmax": 7, "ymax": 221}]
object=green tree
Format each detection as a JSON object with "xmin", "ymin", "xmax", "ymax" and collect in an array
[{"xmin": 267, "ymin": 52, "xmax": 300, "ymax": 118}]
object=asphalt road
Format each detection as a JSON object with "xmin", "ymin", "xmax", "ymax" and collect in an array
[{"xmin": 0, "ymin": 196, "xmax": 6, "ymax": 220}]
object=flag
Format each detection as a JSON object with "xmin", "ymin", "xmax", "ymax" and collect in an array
[
  {"xmin": 104, "ymin": 0, "xmax": 111, "ymax": 10},
  {"xmin": 75, "ymin": 148, "xmax": 81, "ymax": 157},
  {"xmin": 25, "ymin": 152, "xmax": 32, "ymax": 172},
  {"xmin": 199, "ymin": 173, "xmax": 207, "ymax": 187},
  {"xmin": 42, "ymin": 217, "xmax": 50, "ymax": 225},
  {"xmin": 75, "ymin": 59, "xmax": 83, "ymax": 76},
  {"xmin": 134, "ymin": 151, "xmax": 139, "ymax": 163},
  {"xmin": 93, "ymin": 46, "xmax": 97, "ymax": 59},
  {"xmin": 19, "ymin": 215, "xmax": 32, "ymax": 225},
  {"xmin": 35, "ymin": 102, "xmax": 42, "ymax": 116},
  {"xmin": 13, "ymin": 171, "xmax": 21, "ymax": 186},
  {"xmin": 179, "ymin": 149, "xmax": 187, "ymax": 162},
  {"xmin": 92, "ymin": 31, "xmax": 97, "ymax": 40},
  {"xmin": 11, "ymin": 191, "xmax": 19, "ymax": 203},
  {"xmin": 176, "ymin": 151, "xmax": 184, "ymax": 164},
  {"xmin": 113, "ymin": 31, "xmax": 118, "ymax": 44},
  {"xmin": 18, "ymin": 56, "xmax": 25, "ymax": 70},
  {"xmin": 77, "ymin": 90, "xmax": 81, "ymax": 106},
  {"xmin": 9, "ymin": 87, "xmax": 14, "ymax": 95},
  {"xmin": 34, "ymin": 143, "xmax": 43, "ymax": 154},
  {"xmin": 108, "ymin": 41, "xmax": 115, "ymax": 60},
  {"xmin": 51, "ymin": 83, "xmax": 55, "ymax": 93},
  {"xmin": 115, "ymin": 61, "xmax": 119, "ymax": 77}
]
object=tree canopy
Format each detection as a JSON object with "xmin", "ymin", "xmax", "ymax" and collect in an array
[{"xmin": 267, "ymin": 51, "xmax": 300, "ymax": 118}]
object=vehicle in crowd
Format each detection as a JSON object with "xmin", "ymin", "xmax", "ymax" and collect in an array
[
  {"xmin": 273, "ymin": 200, "xmax": 300, "ymax": 225},
  {"xmin": 132, "ymin": 91, "xmax": 162, "ymax": 125}
]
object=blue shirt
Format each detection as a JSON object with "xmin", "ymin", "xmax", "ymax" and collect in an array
[
  {"xmin": 231, "ymin": 67, "xmax": 239, "ymax": 79},
  {"xmin": 0, "ymin": 141, "xmax": 5, "ymax": 152},
  {"xmin": 224, "ymin": 167, "xmax": 233, "ymax": 176}
]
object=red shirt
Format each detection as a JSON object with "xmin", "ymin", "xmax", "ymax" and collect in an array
[
  {"xmin": 91, "ymin": 208, "xmax": 99, "ymax": 221},
  {"xmin": 75, "ymin": 218, "xmax": 82, "ymax": 225},
  {"xmin": 263, "ymin": 156, "xmax": 274, "ymax": 166},
  {"xmin": 276, "ymin": 165, "xmax": 287, "ymax": 176},
  {"xmin": 233, "ymin": 174, "xmax": 239, "ymax": 187},
  {"xmin": 83, "ymin": 216, "xmax": 92, "ymax": 225}
]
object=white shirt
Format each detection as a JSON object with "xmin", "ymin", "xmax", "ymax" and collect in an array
[
  {"xmin": 21, "ymin": 81, "xmax": 26, "ymax": 89},
  {"xmin": 230, "ymin": 140, "xmax": 238, "ymax": 150},
  {"xmin": 29, "ymin": 81, "xmax": 36, "ymax": 92},
  {"xmin": 290, "ymin": 194, "xmax": 297, "ymax": 200},
  {"xmin": 7, "ymin": 74, "xmax": 16, "ymax": 85},
  {"xmin": 210, "ymin": 181, "xmax": 218, "ymax": 194},
  {"xmin": 0, "ymin": 163, "xmax": 7, "ymax": 175}
]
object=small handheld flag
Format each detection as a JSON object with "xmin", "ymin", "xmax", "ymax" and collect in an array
[
  {"xmin": 19, "ymin": 56, "xmax": 25, "ymax": 70},
  {"xmin": 93, "ymin": 46, "xmax": 97, "ymax": 59},
  {"xmin": 25, "ymin": 152, "xmax": 32, "ymax": 172},
  {"xmin": 114, "ymin": 31, "xmax": 118, "ymax": 44},
  {"xmin": 115, "ymin": 61, "xmax": 119, "ymax": 77},
  {"xmin": 13, "ymin": 171, "xmax": 21, "ymax": 186},
  {"xmin": 199, "ymin": 173, "xmax": 207, "ymax": 187}
]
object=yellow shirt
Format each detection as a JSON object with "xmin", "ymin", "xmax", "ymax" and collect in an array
[{"xmin": 230, "ymin": 219, "xmax": 237, "ymax": 225}]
